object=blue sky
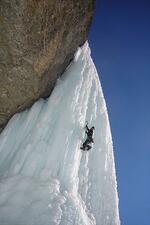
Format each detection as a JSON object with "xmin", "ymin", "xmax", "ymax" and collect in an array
[{"xmin": 89, "ymin": 0, "xmax": 150, "ymax": 225}]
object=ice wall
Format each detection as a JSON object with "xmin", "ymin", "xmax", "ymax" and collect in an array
[{"xmin": 0, "ymin": 43, "xmax": 120, "ymax": 225}]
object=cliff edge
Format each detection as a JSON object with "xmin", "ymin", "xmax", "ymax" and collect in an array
[{"xmin": 0, "ymin": 0, "xmax": 95, "ymax": 130}]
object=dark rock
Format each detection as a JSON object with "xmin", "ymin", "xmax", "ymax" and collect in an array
[{"xmin": 0, "ymin": 0, "xmax": 95, "ymax": 129}]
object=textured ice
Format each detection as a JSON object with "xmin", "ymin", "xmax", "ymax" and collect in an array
[{"xmin": 0, "ymin": 43, "xmax": 120, "ymax": 225}]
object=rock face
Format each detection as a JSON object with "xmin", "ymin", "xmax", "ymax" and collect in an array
[{"xmin": 0, "ymin": 0, "xmax": 95, "ymax": 130}]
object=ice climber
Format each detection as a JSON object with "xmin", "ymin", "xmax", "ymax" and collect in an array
[{"xmin": 80, "ymin": 122, "xmax": 95, "ymax": 151}]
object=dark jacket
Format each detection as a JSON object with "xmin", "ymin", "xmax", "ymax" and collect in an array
[{"xmin": 86, "ymin": 125, "xmax": 94, "ymax": 137}]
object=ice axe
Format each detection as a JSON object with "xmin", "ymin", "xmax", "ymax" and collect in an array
[{"xmin": 84, "ymin": 121, "xmax": 88, "ymax": 130}]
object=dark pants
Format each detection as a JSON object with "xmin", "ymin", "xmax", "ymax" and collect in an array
[{"xmin": 81, "ymin": 139, "xmax": 92, "ymax": 151}]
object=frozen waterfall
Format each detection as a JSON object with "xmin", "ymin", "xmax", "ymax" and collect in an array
[{"xmin": 0, "ymin": 43, "xmax": 120, "ymax": 225}]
